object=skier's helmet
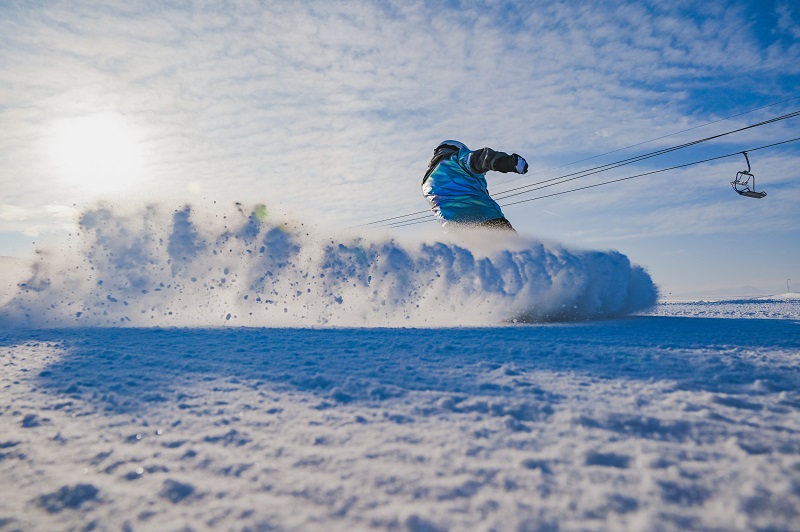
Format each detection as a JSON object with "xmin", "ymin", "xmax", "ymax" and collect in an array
[{"xmin": 438, "ymin": 140, "xmax": 467, "ymax": 152}]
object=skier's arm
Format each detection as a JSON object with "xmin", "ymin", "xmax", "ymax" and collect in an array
[{"xmin": 470, "ymin": 147, "xmax": 528, "ymax": 174}]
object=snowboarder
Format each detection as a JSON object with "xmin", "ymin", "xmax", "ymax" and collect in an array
[{"xmin": 422, "ymin": 140, "xmax": 528, "ymax": 231}]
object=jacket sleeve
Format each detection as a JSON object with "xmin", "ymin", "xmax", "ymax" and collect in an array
[{"xmin": 469, "ymin": 147, "xmax": 517, "ymax": 174}]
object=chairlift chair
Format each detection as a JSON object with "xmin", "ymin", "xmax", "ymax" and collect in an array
[{"xmin": 731, "ymin": 151, "xmax": 767, "ymax": 198}]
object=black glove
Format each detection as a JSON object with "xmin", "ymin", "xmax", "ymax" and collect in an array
[{"xmin": 494, "ymin": 154, "xmax": 528, "ymax": 174}]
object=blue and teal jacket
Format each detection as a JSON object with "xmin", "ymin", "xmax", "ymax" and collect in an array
[{"xmin": 421, "ymin": 140, "xmax": 510, "ymax": 227}]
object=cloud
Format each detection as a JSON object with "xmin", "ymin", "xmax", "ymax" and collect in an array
[
  {"xmin": 0, "ymin": 203, "xmax": 77, "ymax": 239},
  {"xmin": 0, "ymin": 0, "xmax": 798, "ymax": 240}
]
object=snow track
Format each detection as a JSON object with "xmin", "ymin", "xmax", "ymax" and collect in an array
[{"xmin": 1, "ymin": 316, "xmax": 799, "ymax": 530}]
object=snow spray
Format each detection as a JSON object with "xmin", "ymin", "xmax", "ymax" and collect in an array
[{"xmin": 0, "ymin": 202, "xmax": 657, "ymax": 327}]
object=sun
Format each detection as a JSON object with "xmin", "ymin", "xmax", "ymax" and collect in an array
[{"xmin": 47, "ymin": 113, "xmax": 147, "ymax": 195}]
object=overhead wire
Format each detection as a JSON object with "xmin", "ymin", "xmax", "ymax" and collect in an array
[
  {"xmin": 492, "ymin": 109, "xmax": 800, "ymax": 200},
  {"xmin": 351, "ymin": 101, "xmax": 800, "ymax": 230},
  {"xmin": 489, "ymin": 93, "xmax": 800, "ymax": 189},
  {"xmin": 350, "ymin": 207, "xmax": 430, "ymax": 228},
  {"xmin": 382, "ymin": 136, "xmax": 800, "ymax": 229},
  {"xmin": 499, "ymin": 136, "xmax": 800, "ymax": 208}
]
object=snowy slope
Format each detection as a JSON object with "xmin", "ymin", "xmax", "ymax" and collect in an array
[
  {"xmin": 1, "ymin": 315, "xmax": 799, "ymax": 531},
  {"xmin": 647, "ymin": 294, "xmax": 800, "ymax": 320},
  {"xmin": 1, "ymin": 204, "xmax": 799, "ymax": 531}
]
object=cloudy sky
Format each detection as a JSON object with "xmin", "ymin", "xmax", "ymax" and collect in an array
[{"xmin": 1, "ymin": 0, "xmax": 799, "ymax": 296}]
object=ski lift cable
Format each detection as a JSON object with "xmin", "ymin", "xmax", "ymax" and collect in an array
[
  {"xmin": 499, "ymin": 136, "xmax": 800, "ymax": 209},
  {"xmin": 350, "ymin": 208, "xmax": 431, "ymax": 228},
  {"xmin": 378, "ymin": 212, "xmax": 436, "ymax": 228},
  {"xmin": 379, "ymin": 136, "xmax": 800, "ymax": 230},
  {"xmin": 354, "ymin": 97, "xmax": 800, "ymax": 228},
  {"xmin": 493, "ymin": 109, "xmax": 800, "ymax": 200},
  {"xmin": 353, "ymin": 106, "xmax": 800, "ymax": 229},
  {"xmin": 490, "ymin": 93, "xmax": 800, "ymax": 189}
]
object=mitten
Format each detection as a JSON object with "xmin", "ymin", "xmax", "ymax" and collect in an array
[{"xmin": 494, "ymin": 153, "xmax": 528, "ymax": 174}]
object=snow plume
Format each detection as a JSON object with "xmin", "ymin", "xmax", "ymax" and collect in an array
[{"xmin": 1, "ymin": 202, "xmax": 657, "ymax": 327}]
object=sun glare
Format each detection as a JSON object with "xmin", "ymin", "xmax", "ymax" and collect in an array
[{"xmin": 48, "ymin": 113, "xmax": 147, "ymax": 195}]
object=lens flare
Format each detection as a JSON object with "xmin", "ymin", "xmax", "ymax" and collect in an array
[{"xmin": 48, "ymin": 113, "xmax": 147, "ymax": 195}]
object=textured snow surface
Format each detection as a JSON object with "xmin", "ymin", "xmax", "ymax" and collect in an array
[
  {"xmin": 0, "ymin": 202, "xmax": 656, "ymax": 327},
  {"xmin": 1, "ymin": 204, "xmax": 798, "ymax": 530},
  {"xmin": 647, "ymin": 295, "xmax": 800, "ymax": 320},
  {"xmin": 1, "ymin": 312, "xmax": 799, "ymax": 531}
]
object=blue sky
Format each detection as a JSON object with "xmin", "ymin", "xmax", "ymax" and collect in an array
[{"xmin": 1, "ymin": 0, "xmax": 798, "ymax": 296}]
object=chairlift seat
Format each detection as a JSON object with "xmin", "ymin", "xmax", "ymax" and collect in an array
[
  {"xmin": 730, "ymin": 153, "xmax": 767, "ymax": 198},
  {"xmin": 737, "ymin": 189, "xmax": 767, "ymax": 199}
]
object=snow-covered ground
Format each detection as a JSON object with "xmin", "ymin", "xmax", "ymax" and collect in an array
[
  {"xmin": 647, "ymin": 295, "xmax": 800, "ymax": 321},
  {"xmin": 1, "ymin": 204, "xmax": 798, "ymax": 531}
]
